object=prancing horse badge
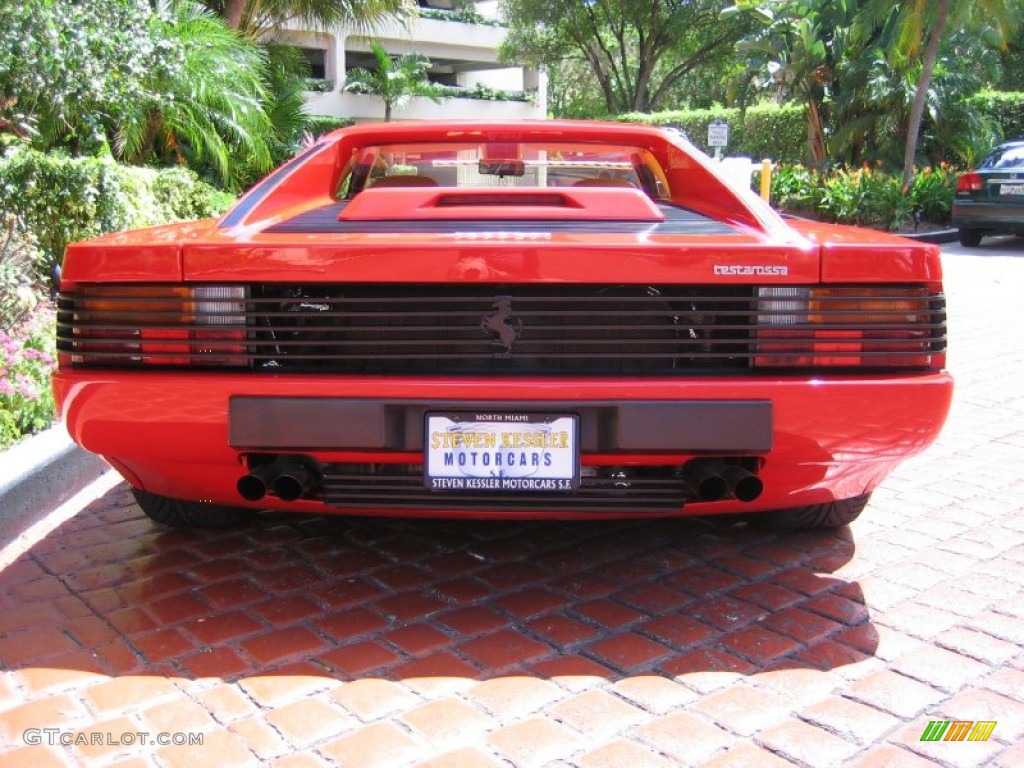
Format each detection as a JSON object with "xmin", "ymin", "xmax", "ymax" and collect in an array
[{"xmin": 481, "ymin": 296, "xmax": 522, "ymax": 354}]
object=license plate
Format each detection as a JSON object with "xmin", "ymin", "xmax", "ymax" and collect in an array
[
  {"xmin": 1000, "ymin": 183, "xmax": 1024, "ymax": 195},
  {"xmin": 425, "ymin": 412, "xmax": 579, "ymax": 492}
]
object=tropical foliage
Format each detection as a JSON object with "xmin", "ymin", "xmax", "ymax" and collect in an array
[
  {"xmin": 0, "ymin": 216, "xmax": 43, "ymax": 330},
  {"xmin": 117, "ymin": 0, "xmax": 276, "ymax": 188},
  {"xmin": 0, "ymin": 0, "xmax": 405, "ymax": 189},
  {"xmin": 853, "ymin": 0, "xmax": 1023, "ymax": 183},
  {"xmin": 512, "ymin": 0, "xmax": 1024, "ymax": 172},
  {"xmin": 724, "ymin": 0, "xmax": 1024, "ymax": 173},
  {"xmin": 0, "ymin": 0, "xmax": 274, "ymax": 187}
]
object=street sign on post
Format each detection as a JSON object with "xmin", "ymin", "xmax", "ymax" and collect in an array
[{"xmin": 707, "ymin": 119, "xmax": 729, "ymax": 160}]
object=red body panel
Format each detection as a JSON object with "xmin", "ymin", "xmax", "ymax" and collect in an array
[{"xmin": 55, "ymin": 120, "xmax": 952, "ymax": 520}]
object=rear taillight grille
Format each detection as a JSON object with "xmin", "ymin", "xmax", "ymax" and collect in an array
[{"xmin": 57, "ymin": 283, "xmax": 946, "ymax": 373}]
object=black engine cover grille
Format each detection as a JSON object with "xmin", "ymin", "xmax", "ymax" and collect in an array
[{"xmin": 249, "ymin": 283, "xmax": 753, "ymax": 375}]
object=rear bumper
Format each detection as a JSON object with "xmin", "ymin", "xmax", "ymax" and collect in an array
[
  {"xmin": 54, "ymin": 371, "xmax": 953, "ymax": 518},
  {"xmin": 952, "ymin": 200, "xmax": 1024, "ymax": 231}
]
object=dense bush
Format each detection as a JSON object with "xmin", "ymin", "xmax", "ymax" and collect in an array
[
  {"xmin": 305, "ymin": 115, "xmax": 356, "ymax": 139},
  {"xmin": 617, "ymin": 104, "xmax": 807, "ymax": 164},
  {"xmin": 0, "ymin": 146, "xmax": 234, "ymax": 274},
  {"xmin": 766, "ymin": 163, "xmax": 958, "ymax": 231}
]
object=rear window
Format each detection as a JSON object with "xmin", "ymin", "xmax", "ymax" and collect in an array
[
  {"xmin": 979, "ymin": 143, "xmax": 1024, "ymax": 170},
  {"xmin": 336, "ymin": 141, "xmax": 669, "ymax": 199}
]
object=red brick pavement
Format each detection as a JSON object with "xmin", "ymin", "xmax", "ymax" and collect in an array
[{"xmin": 1, "ymin": 241, "xmax": 1023, "ymax": 766}]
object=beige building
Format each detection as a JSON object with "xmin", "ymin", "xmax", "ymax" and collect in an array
[{"xmin": 274, "ymin": 1, "xmax": 547, "ymax": 122}]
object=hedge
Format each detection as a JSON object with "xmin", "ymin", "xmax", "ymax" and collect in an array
[
  {"xmin": 617, "ymin": 103, "xmax": 806, "ymax": 164},
  {"xmin": 306, "ymin": 115, "xmax": 356, "ymax": 139},
  {"xmin": 0, "ymin": 147, "xmax": 235, "ymax": 273}
]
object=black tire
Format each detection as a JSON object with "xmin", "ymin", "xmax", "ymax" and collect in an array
[
  {"xmin": 762, "ymin": 493, "xmax": 870, "ymax": 530},
  {"xmin": 958, "ymin": 228, "xmax": 983, "ymax": 247},
  {"xmin": 132, "ymin": 488, "xmax": 250, "ymax": 527}
]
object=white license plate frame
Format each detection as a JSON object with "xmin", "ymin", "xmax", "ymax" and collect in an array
[
  {"xmin": 999, "ymin": 183, "xmax": 1024, "ymax": 195},
  {"xmin": 425, "ymin": 411, "xmax": 580, "ymax": 492}
]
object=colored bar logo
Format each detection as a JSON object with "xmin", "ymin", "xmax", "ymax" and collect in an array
[{"xmin": 920, "ymin": 721, "xmax": 997, "ymax": 742}]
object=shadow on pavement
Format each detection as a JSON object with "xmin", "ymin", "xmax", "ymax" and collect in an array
[{"xmin": 0, "ymin": 482, "xmax": 876, "ymax": 694}]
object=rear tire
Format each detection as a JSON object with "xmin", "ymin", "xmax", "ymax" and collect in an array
[
  {"xmin": 958, "ymin": 228, "xmax": 983, "ymax": 247},
  {"xmin": 132, "ymin": 488, "xmax": 250, "ymax": 527},
  {"xmin": 762, "ymin": 493, "xmax": 870, "ymax": 530}
]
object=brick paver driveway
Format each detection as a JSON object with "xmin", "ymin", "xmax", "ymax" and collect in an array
[{"xmin": 2, "ymin": 238, "xmax": 1023, "ymax": 767}]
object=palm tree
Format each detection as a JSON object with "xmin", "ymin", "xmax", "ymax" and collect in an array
[
  {"xmin": 343, "ymin": 43, "xmax": 441, "ymax": 121},
  {"xmin": 117, "ymin": 0, "xmax": 275, "ymax": 188},
  {"xmin": 830, "ymin": 26, "xmax": 1001, "ymax": 169},
  {"xmin": 855, "ymin": 0, "xmax": 1024, "ymax": 184}
]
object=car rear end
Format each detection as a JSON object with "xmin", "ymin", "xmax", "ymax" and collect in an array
[
  {"xmin": 53, "ymin": 121, "xmax": 953, "ymax": 524},
  {"xmin": 953, "ymin": 139, "xmax": 1024, "ymax": 245}
]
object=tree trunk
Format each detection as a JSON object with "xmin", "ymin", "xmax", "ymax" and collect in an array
[
  {"xmin": 903, "ymin": 0, "xmax": 952, "ymax": 186},
  {"xmin": 807, "ymin": 99, "xmax": 826, "ymax": 165},
  {"xmin": 224, "ymin": 0, "xmax": 247, "ymax": 30}
]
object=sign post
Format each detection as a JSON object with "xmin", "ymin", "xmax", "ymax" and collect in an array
[{"xmin": 707, "ymin": 119, "xmax": 729, "ymax": 160}]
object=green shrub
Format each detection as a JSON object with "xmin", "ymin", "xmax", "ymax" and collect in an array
[
  {"xmin": 0, "ymin": 147, "xmax": 234, "ymax": 273},
  {"xmin": 768, "ymin": 163, "xmax": 956, "ymax": 230},
  {"xmin": 769, "ymin": 164, "xmax": 820, "ymax": 212},
  {"xmin": 909, "ymin": 164, "xmax": 958, "ymax": 223},
  {"xmin": 306, "ymin": 115, "xmax": 356, "ymax": 139},
  {"xmin": 432, "ymin": 82, "xmax": 532, "ymax": 102},
  {"xmin": 151, "ymin": 167, "xmax": 235, "ymax": 221},
  {"xmin": 617, "ymin": 103, "xmax": 806, "ymax": 163}
]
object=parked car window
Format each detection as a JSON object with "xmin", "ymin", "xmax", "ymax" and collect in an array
[{"xmin": 978, "ymin": 143, "xmax": 1024, "ymax": 170}]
